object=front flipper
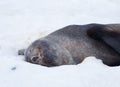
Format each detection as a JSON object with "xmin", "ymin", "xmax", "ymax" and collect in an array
[
  {"xmin": 18, "ymin": 49, "xmax": 26, "ymax": 55},
  {"xmin": 87, "ymin": 24, "xmax": 120, "ymax": 54}
]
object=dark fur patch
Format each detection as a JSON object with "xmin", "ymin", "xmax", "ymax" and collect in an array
[
  {"xmin": 42, "ymin": 49, "xmax": 58, "ymax": 66},
  {"xmin": 87, "ymin": 24, "xmax": 120, "ymax": 55}
]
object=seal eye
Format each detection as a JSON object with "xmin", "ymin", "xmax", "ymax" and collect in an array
[{"xmin": 31, "ymin": 57, "xmax": 39, "ymax": 63}]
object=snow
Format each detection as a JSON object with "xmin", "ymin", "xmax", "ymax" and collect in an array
[{"xmin": 0, "ymin": 0, "xmax": 120, "ymax": 87}]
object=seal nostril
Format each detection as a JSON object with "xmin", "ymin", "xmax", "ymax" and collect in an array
[{"xmin": 31, "ymin": 57, "xmax": 39, "ymax": 62}]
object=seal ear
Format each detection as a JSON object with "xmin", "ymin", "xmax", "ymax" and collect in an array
[{"xmin": 87, "ymin": 24, "xmax": 120, "ymax": 54}]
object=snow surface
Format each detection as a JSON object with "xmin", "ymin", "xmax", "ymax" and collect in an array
[{"xmin": 0, "ymin": 0, "xmax": 120, "ymax": 87}]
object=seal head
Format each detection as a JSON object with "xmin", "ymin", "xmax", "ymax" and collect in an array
[{"xmin": 25, "ymin": 39, "xmax": 74, "ymax": 67}]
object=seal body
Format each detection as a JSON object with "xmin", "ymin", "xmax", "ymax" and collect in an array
[{"xmin": 24, "ymin": 23, "xmax": 120, "ymax": 67}]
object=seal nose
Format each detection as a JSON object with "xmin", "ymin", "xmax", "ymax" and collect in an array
[{"xmin": 31, "ymin": 57, "xmax": 39, "ymax": 63}]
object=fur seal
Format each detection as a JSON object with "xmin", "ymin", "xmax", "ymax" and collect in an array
[{"xmin": 18, "ymin": 23, "xmax": 120, "ymax": 67}]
